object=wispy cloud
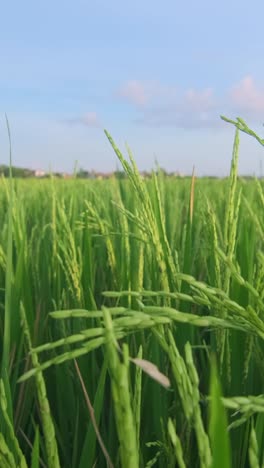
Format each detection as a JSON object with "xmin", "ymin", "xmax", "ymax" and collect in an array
[
  {"xmin": 61, "ymin": 76, "xmax": 264, "ymax": 132},
  {"xmin": 229, "ymin": 75, "xmax": 264, "ymax": 114},
  {"xmin": 64, "ymin": 112, "xmax": 102, "ymax": 128},
  {"xmin": 185, "ymin": 88, "xmax": 215, "ymax": 111},
  {"xmin": 117, "ymin": 80, "xmax": 151, "ymax": 106},
  {"xmin": 134, "ymin": 106, "xmax": 220, "ymax": 129},
  {"xmin": 116, "ymin": 80, "xmax": 180, "ymax": 107},
  {"xmin": 117, "ymin": 76, "xmax": 264, "ymax": 128},
  {"xmin": 117, "ymin": 80, "xmax": 219, "ymax": 128}
]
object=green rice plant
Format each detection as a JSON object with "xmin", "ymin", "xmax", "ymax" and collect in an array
[
  {"xmin": 20, "ymin": 303, "xmax": 60, "ymax": 468},
  {"xmin": 221, "ymin": 116, "xmax": 264, "ymax": 147},
  {"xmin": 103, "ymin": 308, "xmax": 139, "ymax": 468},
  {"xmin": 209, "ymin": 358, "xmax": 231, "ymax": 468},
  {"xmin": 158, "ymin": 332, "xmax": 211, "ymax": 467},
  {"xmin": 104, "ymin": 130, "xmax": 178, "ymax": 295},
  {"xmin": 132, "ymin": 345, "xmax": 143, "ymax": 454},
  {"xmin": 2, "ymin": 115, "xmax": 264, "ymax": 467},
  {"xmin": 30, "ymin": 427, "xmax": 40, "ymax": 468},
  {"xmin": 0, "ymin": 380, "xmax": 27, "ymax": 467},
  {"xmin": 249, "ymin": 423, "xmax": 261, "ymax": 468},
  {"xmin": 0, "ymin": 432, "xmax": 17, "ymax": 468},
  {"xmin": 1, "ymin": 116, "xmax": 14, "ymax": 424},
  {"xmin": 167, "ymin": 418, "xmax": 186, "ymax": 468}
]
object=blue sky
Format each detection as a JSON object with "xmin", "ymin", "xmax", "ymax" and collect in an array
[{"xmin": 1, "ymin": 0, "xmax": 264, "ymax": 175}]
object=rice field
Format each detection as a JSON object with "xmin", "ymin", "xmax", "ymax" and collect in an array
[{"xmin": 1, "ymin": 116, "xmax": 264, "ymax": 467}]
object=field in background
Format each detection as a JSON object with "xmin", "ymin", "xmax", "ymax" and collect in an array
[{"xmin": 1, "ymin": 117, "xmax": 264, "ymax": 467}]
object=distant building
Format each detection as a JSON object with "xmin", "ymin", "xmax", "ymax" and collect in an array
[
  {"xmin": 171, "ymin": 171, "xmax": 184, "ymax": 177},
  {"xmin": 62, "ymin": 173, "xmax": 72, "ymax": 179},
  {"xmin": 96, "ymin": 172, "xmax": 112, "ymax": 180},
  {"xmin": 34, "ymin": 169, "xmax": 46, "ymax": 178}
]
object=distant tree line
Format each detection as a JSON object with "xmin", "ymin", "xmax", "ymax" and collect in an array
[
  {"xmin": 1, "ymin": 164, "xmax": 253, "ymax": 180},
  {"xmin": 0, "ymin": 165, "xmax": 35, "ymax": 178}
]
